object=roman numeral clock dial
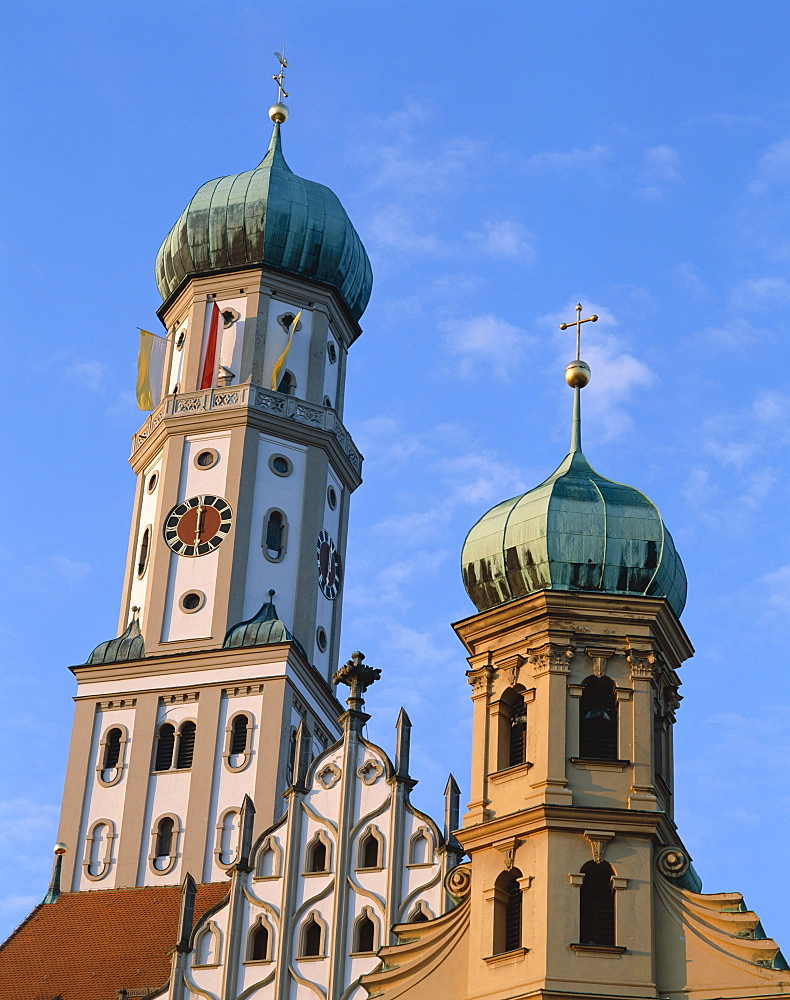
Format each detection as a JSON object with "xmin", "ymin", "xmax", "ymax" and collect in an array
[{"xmin": 163, "ymin": 495, "xmax": 233, "ymax": 556}]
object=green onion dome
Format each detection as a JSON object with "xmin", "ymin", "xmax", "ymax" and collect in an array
[
  {"xmin": 461, "ymin": 432, "xmax": 687, "ymax": 618},
  {"xmin": 223, "ymin": 593, "xmax": 307, "ymax": 658},
  {"xmin": 86, "ymin": 616, "xmax": 145, "ymax": 665},
  {"xmin": 155, "ymin": 123, "xmax": 372, "ymax": 321}
]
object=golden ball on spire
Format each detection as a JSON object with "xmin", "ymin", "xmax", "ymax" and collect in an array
[
  {"xmin": 269, "ymin": 103, "xmax": 289, "ymax": 124},
  {"xmin": 53, "ymin": 842, "xmax": 68, "ymax": 855},
  {"xmin": 565, "ymin": 360, "xmax": 591, "ymax": 388}
]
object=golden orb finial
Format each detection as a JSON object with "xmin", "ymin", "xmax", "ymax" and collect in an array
[
  {"xmin": 53, "ymin": 842, "xmax": 68, "ymax": 856},
  {"xmin": 269, "ymin": 103, "xmax": 289, "ymax": 124}
]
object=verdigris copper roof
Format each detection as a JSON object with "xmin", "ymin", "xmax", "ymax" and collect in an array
[
  {"xmin": 155, "ymin": 123, "xmax": 372, "ymax": 321},
  {"xmin": 86, "ymin": 617, "xmax": 145, "ymax": 665},
  {"xmin": 462, "ymin": 447, "xmax": 687, "ymax": 617},
  {"xmin": 223, "ymin": 594, "xmax": 307, "ymax": 657}
]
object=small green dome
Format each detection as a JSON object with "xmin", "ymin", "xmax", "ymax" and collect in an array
[
  {"xmin": 155, "ymin": 124, "xmax": 373, "ymax": 321},
  {"xmin": 462, "ymin": 448, "xmax": 687, "ymax": 617},
  {"xmin": 86, "ymin": 617, "xmax": 145, "ymax": 665},
  {"xmin": 223, "ymin": 593, "xmax": 307, "ymax": 657}
]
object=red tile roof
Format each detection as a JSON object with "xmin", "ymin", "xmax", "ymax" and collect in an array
[{"xmin": 0, "ymin": 882, "xmax": 229, "ymax": 1000}]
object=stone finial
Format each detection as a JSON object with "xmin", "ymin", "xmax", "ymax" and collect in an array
[
  {"xmin": 333, "ymin": 651, "xmax": 380, "ymax": 710},
  {"xmin": 233, "ymin": 795, "xmax": 256, "ymax": 872},
  {"xmin": 444, "ymin": 775, "xmax": 460, "ymax": 840},
  {"xmin": 395, "ymin": 708, "xmax": 412, "ymax": 779},
  {"xmin": 176, "ymin": 872, "xmax": 197, "ymax": 953}
]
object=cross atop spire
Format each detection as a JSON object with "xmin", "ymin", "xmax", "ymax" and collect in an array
[
  {"xmin": 559, "ymin": 302, "xmax": 597, "ymax": 453},
  {"xmin": 269, "ymin": 48, "xmax": 290, "ymax": 125},
  {"xmin": 560, "ymin": 302, "xmax": 598, "ymax": 364}
]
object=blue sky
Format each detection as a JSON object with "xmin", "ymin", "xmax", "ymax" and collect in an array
[{"xmin": 2, "ymin": 0, "xmax": 790, "ymax": 949}]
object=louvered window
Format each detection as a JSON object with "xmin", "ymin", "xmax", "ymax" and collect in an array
[
  {"xmin": 176, "ymin": 721, "xmax": 196, "ymax": 769},
  {"xmin": 104, "ymin": 728, "xmax": 122, "ymax": 769},
  {"xmin": 579, "ymin": 677, "xmax": 618, "ymax": 760},
  {"xmin": 230, "ymin": 714, "xmax": 249, "ymax": 754},
  {"xmin": 154, "ymin": 724, "xmax": 176, "ymax": 771}
]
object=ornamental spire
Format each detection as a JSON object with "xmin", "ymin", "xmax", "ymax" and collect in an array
[
  {"xmin": 269, "ymin": 48, "xmax": 290, "ymax": 125},
  {"xmin": 559, "ymin": 303, "xmax": 598, "ymax": 454}
]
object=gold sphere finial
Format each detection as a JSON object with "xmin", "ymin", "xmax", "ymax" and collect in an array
[
  {"xmin": 269, "ymin": 103, "xmax": 289, "ymax": 124},
  {"xmin": 565, "ymin": 360, "xmax": 591, "ymax": 388},
  {"xmin": 53, "ymin": 842, "xmax": 68, "ymax": 856}
]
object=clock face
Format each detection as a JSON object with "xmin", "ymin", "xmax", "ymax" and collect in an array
[
  {"xmin": 316, "ymin": 529, "xmax": 342, "ymax": 599},
  {"xmin": 163, "ymin": 495, "xmax": 233, "ymax": 556}
]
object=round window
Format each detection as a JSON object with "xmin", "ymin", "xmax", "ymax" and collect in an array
[
  {"xmin": 194, "ymin": 449, "xmax": 218, "ymax": 470},
  {"xmin": 147, "ymin": 472, "xmax": 159, "ymax": 493},
  {"xmin": 316, "ymin": 627, "xmax": 328, "ymax": 652},
  {"xmin": 179, "ymin": 591, "xmax": 206, "ymax": 614},
  {"xmin": 269, "ymin": 454, "xmax": 293, "ymax": 477},
  {"xmin": 327, "ymin": 486, "xmax": 338, "ymax": 510}
]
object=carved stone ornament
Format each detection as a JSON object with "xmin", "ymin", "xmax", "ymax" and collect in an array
[
  {"xmin": 445, "ymin": 864, "xmax": 472, "ymax": 899},
  {"xmin": 584, "ymin": 829, "xmax": 615, "ymax": 864},
  {"xmin": 656, "ymin": 845, "xmax": 691, "ymax": 879},
  {"xmin": 626, "ymin": 644, "xmax": 657, "ymax": 680},
  {"xmin": 527, "ymin": 645, "xmax": 573, "ymax": 676},
  {"xmin": 316, "ymin": 762, "xmax": 341, "ymax": 789},
  {"xmin": 466, "ymin": 666, "xmax": 491, "ymax": 694},
  {"xmin": 586, "ymin": 647, "xmax": 615, "ymax": 678},
  {"xmin": 357, "ymin": 759, "xmax": 384, "ymax": 785}
]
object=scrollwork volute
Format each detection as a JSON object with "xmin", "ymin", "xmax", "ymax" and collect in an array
[
  {"xmin": 656, "ymin": 845, "xmax": 691, "ymax": 879},
  {"xmin": 445, "ymin": 864, "xmax": 472, "ymax": 899}
]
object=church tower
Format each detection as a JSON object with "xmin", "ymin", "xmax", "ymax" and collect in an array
[
  {"xmin": 55, "ymin": 89, "xmax": 373, "ymax": 894},
  {"xmin": 364, "ymin": 307, "xmax": 789, "ymax": 1000}
]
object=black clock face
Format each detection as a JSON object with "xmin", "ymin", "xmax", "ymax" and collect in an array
[
  {"xmin": 316, "ymin": 529, "xmax": 342, "ymax": 599},
  {"xmin": 164, "ymin": 495, "xmax": 233, "ymax": 556}
]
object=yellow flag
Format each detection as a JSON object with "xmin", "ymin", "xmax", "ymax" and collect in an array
[
  {"xmin": 270, "ymin": 310, "xmax": 302, "ymax": 391},
  {"xmin": 136, "ymin": 329, "xmax": 167, "ymax": 411}
]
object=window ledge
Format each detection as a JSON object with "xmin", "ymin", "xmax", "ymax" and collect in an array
[
  {"xmin": 405, "ymin": 862, "xmax": 434, "ymax": 869},
  {"xmin": 490, "ymin": 762, "xmax": 533, "ymax": 784},
  {"xmin": 193, "ymin": 963, "xmax": 220, "ymax": 969},
  {"xmin": 296, "ymin": 955, "xmax": 326, "ymax": 962},
  {"xmin": 570, "ymin": 943, "xmax": 627, "ymax": 956},
  {"xmin": 351, "ymin": 950, "xmax": 377, "ymax": 958},
  {"xmin": 569, "ymin": 758, "xmax": 631, "ymax": 771},
  {"xmin": 355, "ymin": 866, "xmax": 383, "ymax": 873},
  {"xmin": 243, "ymin": 959, "xmax": 273, "ymax": 966},
  {"xmin": 302, "ymin": 870, "xmax": 332, "ymax": 877},
  {"xmin": 484, "ymin": 947, "xmax": 529, "ymax": 967}
]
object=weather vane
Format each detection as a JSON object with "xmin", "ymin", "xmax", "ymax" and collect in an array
[{"xmin": 559, "ymin": 302, "xmax": 597, "ymax": 389}]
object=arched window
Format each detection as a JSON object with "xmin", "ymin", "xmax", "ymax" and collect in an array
[
  {"xmin": 353, "ymin": 909, "xmax": 376, "ymax": 954},
  {"xmin": 103, "ymin": 728, "xmax": 123, "ymax": 770},
  {"xmin": 154, "ymin": 723, "xmax": 176, "ymax": 771},
  {"xmin": 230, "ymin": 714, "xmax": 249, "ymax": 755},
  {"xmin": 155, "ymin": 817, "xmax": 174, "ymax": 860},
  {"xmin": 176, "ymin": 721, "xmax": 196, "ymax": 769},
  {"xmin": 496, "ymin": 688, "xmax": 529, "ymax": 770},
  {"xmin": 248, "ymin": 921, "xmax": 270, "ymax": 962},
  {"xmin": 262, "ymin": 509, "xmax": 288, "ymax": 562},
  {"xmin": 137, "ymin": 526, "xmax": 151, "ymax": 577},
  {"xmin": 277, "ymin": 370, "xmax": 296, "ymax": 396},
  {"xmin": 408, "ymin": 829, "xmax": 433, "ymax": 865},
  {"xmin": 84, "ymin": 819, "xmax": 114, "ymax": 880},
  {"xmin": 300, "ymin": 914, "xmax": 324, "ymax": 958},
  {"xmin": 357, "ymin": 828, "xmax": 382, "ymax": 870},
  {"xmin": 579, "ymin": 860, "xmax": 616, "ymax": 946},
  {"xmin": 579, "ymin": 677, "xmax": 618, "ymax": 760},
  {"xmin": 255, "ymin": 837, "xmax": 281, "ymax": 878},
  {"xmin": 216, "ymin": 809, "xmax": 239, "ymax": 867},
  {"xmin": 194, "ymin": 924, "xmax": 219, "ymax": 966},
  {"xmin": 305, "ymin": 832, "xmax": 331, "ymax": 874},
  {"xmin": 492, "ymin": 868, "xmax": 523, "ymax": 955},
  {"xmin": 407, "ymin": 901, "xmax": 432, "ymax": 923}
]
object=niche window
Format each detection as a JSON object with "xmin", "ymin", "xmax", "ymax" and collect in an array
[
  {"xmin": 578, "ymin": 861, "xmax": 616, "ymax": 947},
  {"xmin": 352, "ymin": 908, "xmax": 377, "ymax": 954},
  {"xmin": 579, "ymin": 677, "xmax": 618, "ymax": 760},
  {"xmin": 137, "ymin": 526, "xmax": 151, "ymax": 577},
  {"xmin": 299, "ymin": 913, "xmax": 325, "ymax": 958},
  {"xmin": 97, "ymin": 725, "xmax": 127, "ymax": 786},
  {"xmin": 225, "ymin": 712, "xmax": 252, "ymax": 771},
  {"xmin": 255, "ymin": 837, "xmax": 281, "ymax": 878},
  {"xmin": 305, "ymin": 832, "xmax": 332, "ymax": 874},
  {"xmin": 408, "ymin": 828, "xmax": 433, "ymax": 866},
  {"xmin": 357, "ymin": 828, "xmax": 383, "ymax": 870},
  {"xmin": 215, "ymin": 809, "xmax": 239, "ymax": 867},
  {"xmin": 247, "ymin": 920, "xmax": 270, "ymax": 962},
  {"xmin": 277, "ymin": 370, "xmax": 296, "ymax": 396},
  {"xmin": 194, "ymin": 924, "xmax": 220, "ymax": 967},
  {"xmin": 83, "ymin": 819, "xmax": 114, "ymax": 881},
  {"xmin": 492, "ymin": 868, "xmax": 523, "ymax": 955},
  {"xmin": 407, "ymin": 901, "xmax": 433, "ymax": 923},
  {"xmin": 150, "ymin": 814, "xmax": 179, "ymax": 874},
  {"xmin": 262, "ymin": 508, "xmax": 288, "ymax": 562}
]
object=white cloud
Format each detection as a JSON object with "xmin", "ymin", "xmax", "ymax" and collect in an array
[
  {"xmin": 441, "ymin": 313, "xmax": 532, "ymax": 380},
  {"xmin": 64, "ymin": 358, "xmax": 112, "ymax": 393},
  {"xmin": 698, "ymin": 317, "xmax": 759, "ymax": 348},
  {"xmin": 51, "ymin": 555, "xmax": 91, "ymax": 582},
  {"xmin": 635, "ymin": 145, "xmax": 681, "ymax": 202},
  {"xmin": 466, "ymin": 220, "xmax": 535, "ymax": 260},
  {"xmin": 731, "ymin": 276, "xmax": 790, "ymax": 309},
  {"xmin": 366, "ymin": 204, "xmax": 446, "ymax": 257},
  {"xmin": 748, "ymin": 138, "xmax": 790, "ymax": 195},
  {"xmin": 674, "ymin": 262, "xmax": 709, "ymax": 299}
]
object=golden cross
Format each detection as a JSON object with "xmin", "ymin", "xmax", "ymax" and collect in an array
[
  {"xmin": 273, "ymin": 48, "xmax": 289, "ymax": 101},
  {"xmin": 559, "ymin": 303, "xmax": 598, "ymax": 361}
]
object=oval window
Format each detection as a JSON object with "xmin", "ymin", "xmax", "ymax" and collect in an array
[{"xmin": 269, "ymin": 454, "xmax": 292, "ymax": 477}]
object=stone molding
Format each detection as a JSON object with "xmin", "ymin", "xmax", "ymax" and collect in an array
[
  {"xmin": 585, "ymin": 647, "xmax": 615, "ymax": 678},
  {"xmin": 584, "ymin": 829, "xmax": 616, "ymax": 864}
]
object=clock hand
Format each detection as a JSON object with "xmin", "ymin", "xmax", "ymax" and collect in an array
[{"xmin": 194, "ymin": 505, "xmax": 204, "ymax": 546}]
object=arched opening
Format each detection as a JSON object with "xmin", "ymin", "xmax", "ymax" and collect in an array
[
  {"xmin": 579, "ymin": 860, "xmax": 616, "ymax": 946},
  {"xmin": 217, "ymin": 810, "xmax": 239, "ymax": 866},
  {"xmin": 358, "ymin": 829, "xmax": 381, "ymax": 870},
  {"xmin": 579, "ymin": 677, "xmax": 618, "ymax": 760},
  {"xmin": 306, "ymin": 834, "xmax": 329, "ymax": 874},
  {"xmin": 154, "ymin": 816, "xmax": 175, "ymax": 869},
  {"xmin": 194, "ymin": 925, "xmax": 219, "ymax": 966},
  {"xmin": 408, "ymin": 829, "xmax": 432, "ymax": 865},
  {"xmin": 256, "ymin": 838, "xmax": 280, "ymax": 878},
  {"xmin": 407, "ymin": 901, "xmax": 432, "ymax": 923},
  {"xmin": 248, "ymin": 922, "xmax": 269, "ymax": 962},
  {"xmin": 87, "ymin": 822, "xmax": 108, "ymax": 877},
  {"xmin": 492, "ymin": 868, "xmax": 522, "ymax": 955},
  {"xmin": 277, "ymin": 370, "xmax": 296, "ymax": 396},
  {"xmin": 300, "ymin": 914, "xmax": 323, "ymax": 958},
  {"xmin": 154, "ymin": 723, "xmax": 175, "ymax": 771},
  {"xmin": 176, "ymin": 721, "xmax": 196, "ymax": 769},
  {"xmin": 137, "ymin": 527, "xmax": 151, "ymax": 577},
  {"xmin": 496, "ymin": 688, "xmax": 528, "ymax": 770},
  {"xmin": 230, "ymin": 714, "xmax": 249, "ymax": 755},
  {"xmin": 353, "ymin": 911, "xmax": 376, "ymax": 954},
  {"xmin": 264, "ymin": 510, "xmax": 286, "ymax": 560},
  {"xmin": 103, "ymin": 728, "xmax": 122, "ymax": 770}
]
